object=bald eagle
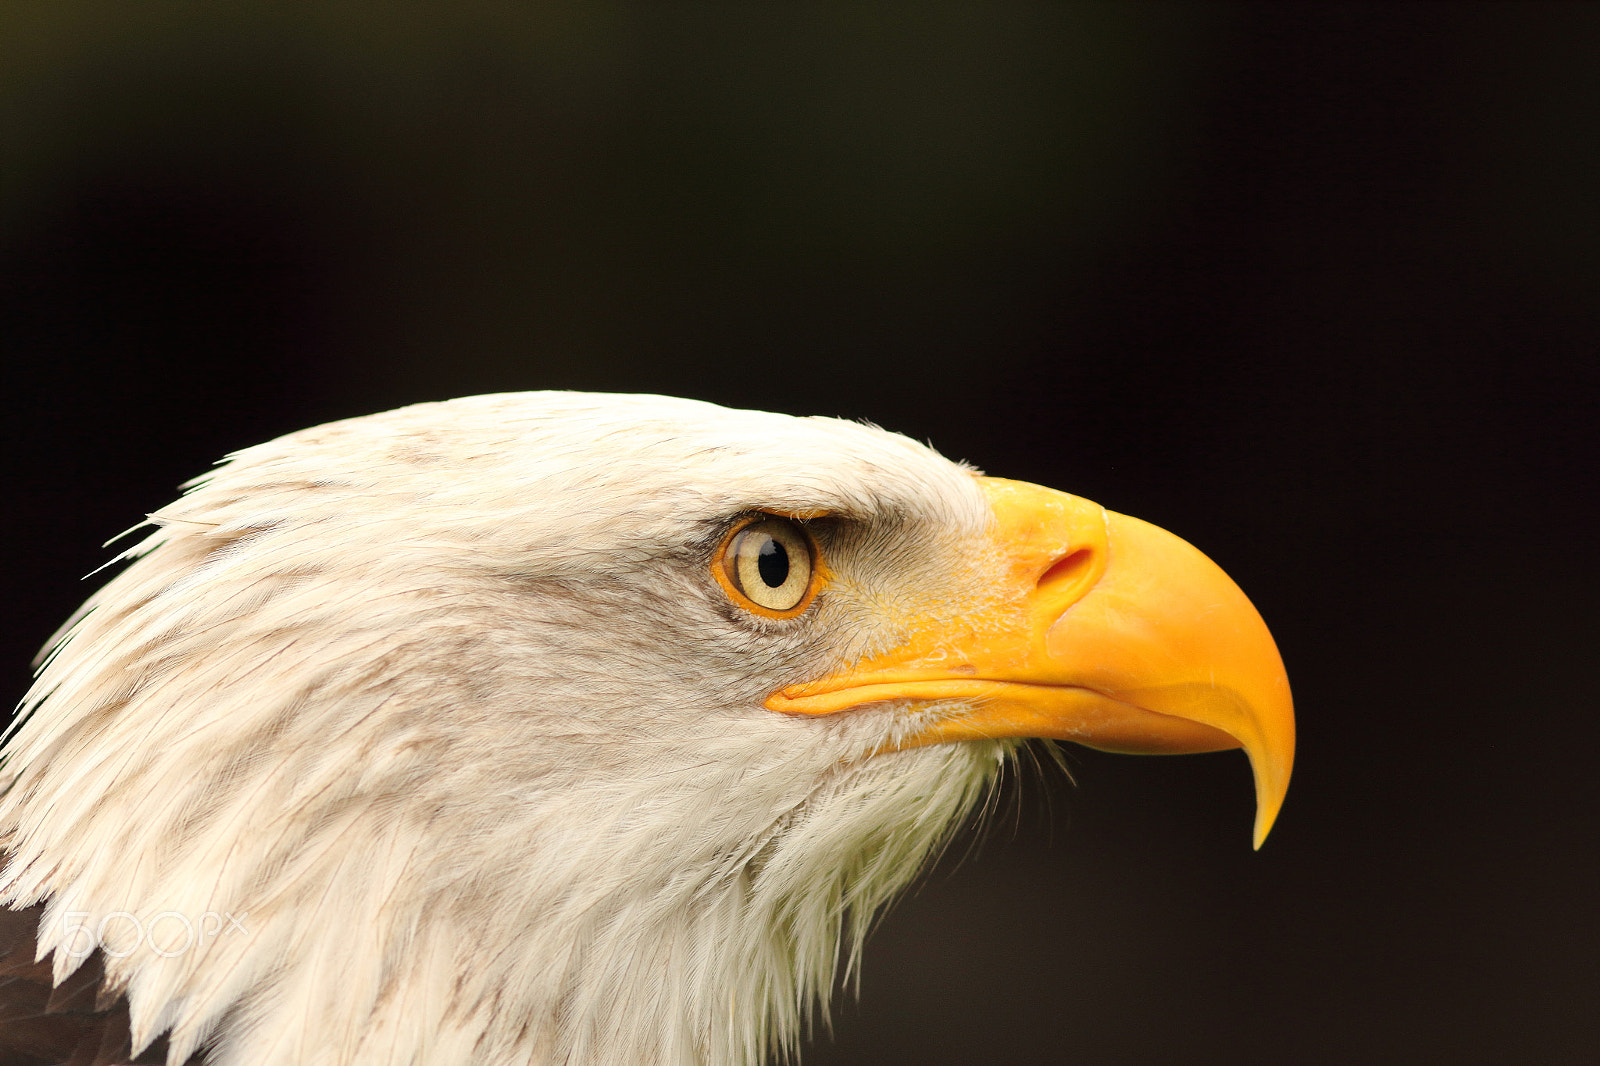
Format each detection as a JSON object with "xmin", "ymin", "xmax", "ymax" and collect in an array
[{"xmin": 0, "ymin": 393, "xmax": 1292, "ymax": 1066}]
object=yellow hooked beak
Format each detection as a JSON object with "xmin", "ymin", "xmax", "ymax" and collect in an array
[{"xmin": 766, "ymin": 477, "xmax": 1295, "ymax": 848}]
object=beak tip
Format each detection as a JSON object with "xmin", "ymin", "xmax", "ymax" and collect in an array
[{"xmin": 1249, "ymin": 765, "xmax": 1291, "ymax": 850}]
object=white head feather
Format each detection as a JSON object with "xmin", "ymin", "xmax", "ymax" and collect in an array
[{"xmin": 0, "ymin": 393, "xmax": 1019, "ymax": 1066}]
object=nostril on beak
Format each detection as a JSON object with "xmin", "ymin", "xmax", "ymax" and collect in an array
[{"xmin": 1037, "ymin": 547, "xmax": 1094, "ymax": 591}]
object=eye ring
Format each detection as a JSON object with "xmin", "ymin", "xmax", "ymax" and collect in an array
[{"xmin": 713, "ymin": 514, "xmax": 824, "ymax": 619}]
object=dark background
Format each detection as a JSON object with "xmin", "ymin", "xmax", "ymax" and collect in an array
[{"xmin": 2, "ymin": 3, "xmax": 1596, "ymax": 1063}]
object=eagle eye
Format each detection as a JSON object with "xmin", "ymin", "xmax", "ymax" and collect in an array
[{"xmin": 715, "ymin": 516, "xmax": 820, "ymax": 617}]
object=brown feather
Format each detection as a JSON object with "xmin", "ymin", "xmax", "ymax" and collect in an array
[{"xmin": 0, "ymin": 903, "xmax": 188, "ymax": 1065}]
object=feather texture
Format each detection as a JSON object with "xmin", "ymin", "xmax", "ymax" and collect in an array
[{"xmin": 0, "ymin": 393, "xmax": 1016, "ymax": 1066}]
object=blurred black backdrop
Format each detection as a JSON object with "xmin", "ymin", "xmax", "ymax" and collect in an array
[{"xmin": 2, "ymin": 3, "xmax": 1596, "ymax": 1064}]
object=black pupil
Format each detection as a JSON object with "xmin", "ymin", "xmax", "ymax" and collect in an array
[{"xmin": 756, "ymin": 536, "xmax": 790, "ymax": 588}]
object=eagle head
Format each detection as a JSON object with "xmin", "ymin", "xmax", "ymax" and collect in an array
[{"xmin": 0, "ymin": 393, "xmax": 1292, "ymax": 1066}]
